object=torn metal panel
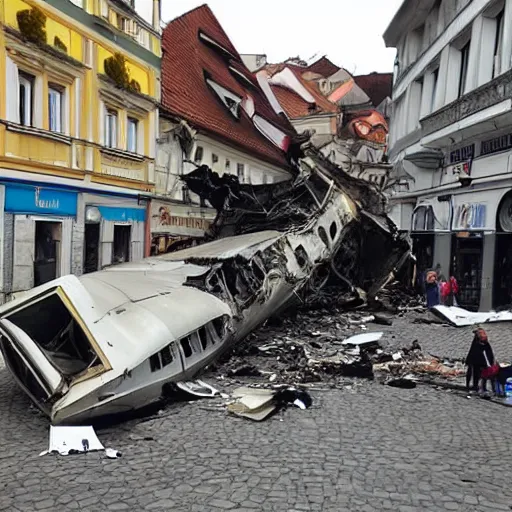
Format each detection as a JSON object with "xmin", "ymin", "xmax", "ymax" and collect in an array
[{"xmin": 0, "ymin": 144, "xmax": 410, "ymax": 424}]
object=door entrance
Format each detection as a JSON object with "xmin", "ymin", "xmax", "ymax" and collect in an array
[
  {"xmin": 113, "ymin": 225, "xmax": 131, "ymax": 265},
  {"xmin": 34, "ymin": 221, "xmax": 61, "ymax": 286},
  {"xmin": 451, "ymin": 235, "xmax": 483, "ymax": 311},
  {"xmin": 84, "ymin": 224, "xmax": 100, "ymax": 274},
  {"xmin": 494, "ymin": 234, "xmax": 512, "ymax": 309}
]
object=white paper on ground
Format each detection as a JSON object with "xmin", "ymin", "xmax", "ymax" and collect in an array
[
  {"xmin": 432, "ymin": 305, "xmax": 512, "ymax": 327},
  {"xmin": 342, "ymin": 332, "xmax": 384, "ymax": 346},
  {"xmin": 49, "ymin": 425, "xmax": 104, "ymax": 456},
  {"xmin": 176, "ymin": 379, "xmax": 219, "ymax": 397}
]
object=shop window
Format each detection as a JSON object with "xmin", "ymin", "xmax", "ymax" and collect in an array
[
  {"xmin": 105, "ymin": 108, "xmax": 118, "ymax": 148},
  {"xmin": 34, "ymin": 221, "xmax": 61, "ymax": 286},
  {"xmin": 413, "ymin": 206, "xmax": 435, "ymax": 231},
  {"xmin": 48, "ymin": 84, "xmax": 64, "ymax": 133},
  {"xmin": 112, "ymin": 225, "xmax": 131, "ymax": 264},
  {"xmin": 237, "ymin": 163, "xmax": 245, "ymax": 182},
  {"xmin": 127, "ymin": 117, "xmax": 138, "ymax": 153},
  {"xmin": 194, "ymin": 146, "xmax": 203, "ymax": 163},
  {"xmin": 19, "ymin": 71, "xmax": 34, "ymax": 127}
]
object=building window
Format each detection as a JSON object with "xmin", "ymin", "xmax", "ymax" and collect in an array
[
  {"xmin": 212, "ymin": 153, "xmax": 219, "ymax": 165},
  {"xmin": 105, "ymin": 109, "xmax": 118, "ymax": 148},
  {"xmin": 458, "ymin": 41, "xmax": 471, "ymax": 98},
  {"xmin": 19, "ymin": 71, "xmax": 34, "ymax": 127},
  {"xmin": 194, "ymin": 146, "xmax": 203, "ymax": 163},
  {"xmin": 127, "ymin": 117, "xmax": 138, "ymax": 153},
  {"xmin": 48, "ymin": 85, "xmax": 64, "ymax": 133},
  {"xmin": 225, "ymin": 158, "xmax": 231, "ymax": 171},
  {"xmin": 182, "ymin": 185, "xmax": 190, "ymax": 203},
  {"xmin": 493, "ymin": 10, "xmax": 504, "ymax": 78},
  {"xmin": 237, "ymin": 163, "xmax": 245, "ymax": 182},
  {"xmin": 100, "ymin": 0, "xmax": 108, "ymax": 18},
  {"xmin": 430, "ymin": 68, "xmax": 439, "ymax": 112}
]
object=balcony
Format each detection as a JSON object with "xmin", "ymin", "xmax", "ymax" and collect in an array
[{"xmin": 420, "ymin": 69, "xmax": 512, "ymax": 140}]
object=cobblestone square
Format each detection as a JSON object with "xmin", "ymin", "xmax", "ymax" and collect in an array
[{"xmin": 1, "ymin": 315, "xmax": 512, "ymax": 511}]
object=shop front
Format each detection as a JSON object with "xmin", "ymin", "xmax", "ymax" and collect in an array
[
  {"xmin": 1, "ymin": 182, "xmax": 78, "ymax": 295},
  {"xmin": 82, "ymin": 194, "xmax": 147, "ymax": 272},
  {"xmin": 450, "ymin": 191, "xmax": 496, "ymax": 311},
  {"xmin": 494, "ymin": 190, "xmax": 512, "ymax": 308},
  {"xmin": 411, "ymin": 197, "xmax": 451, "ymax": 291},
  {"xmin": 150, "ymin": 200, "xmax": 216, "ymax": 255}
]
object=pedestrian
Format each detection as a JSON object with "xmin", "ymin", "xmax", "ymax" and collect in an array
[
  {"xmin": 465, "ymin": 327, "xmax": 498, "ymax": 395},
  {"xmin": 425, "ymin": 270, "xmax": 440, "ymax": 308}
]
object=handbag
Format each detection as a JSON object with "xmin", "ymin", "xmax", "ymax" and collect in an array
[
  {"xmin": 481, "ymin": 363, "xmax": 500, "ymax": 379},
  {"xmin": 481, "ymin": 351, "xmax": 499, "ymax": 379}
]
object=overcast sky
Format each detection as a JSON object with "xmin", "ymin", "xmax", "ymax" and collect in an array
[{"xmin": 154, "ymin": 0, "xmax": 403, "ymax": 75}]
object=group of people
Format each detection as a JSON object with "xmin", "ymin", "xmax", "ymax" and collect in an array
[{"xmin": 423, "ymin": 270, "xmax": 460, "ymax": 308}]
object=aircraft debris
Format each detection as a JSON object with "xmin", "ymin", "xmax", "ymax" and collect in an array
[{"xmin": 0, "ymin": 145, "xmax": 411, "ymax": 424}]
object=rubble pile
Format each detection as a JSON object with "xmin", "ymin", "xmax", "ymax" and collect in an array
[
  {"xmin": 210, "ymin": 307, "xmax": 463, "ymax": 389},
  {"xmin": 373, "ymin": 280, "xmax": 425, "ymax": 312}
]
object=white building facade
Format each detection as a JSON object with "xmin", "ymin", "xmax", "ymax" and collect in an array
[{"xmin": 384, "ymin": 0, "xmax": 512, "ymax": 311}]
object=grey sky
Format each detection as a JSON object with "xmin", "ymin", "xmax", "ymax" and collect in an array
[{"xmin": 156, "ymin": 0, "xmax": 402, "ymax": 75}]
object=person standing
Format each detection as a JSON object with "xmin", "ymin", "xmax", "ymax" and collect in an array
[
  {"xmin": 425, "ymin": 270, "xmax": 440, "ymax": 308},
  {"xmin": 465, "ymin": 328, "xmax": 497, "ymax": 395}
]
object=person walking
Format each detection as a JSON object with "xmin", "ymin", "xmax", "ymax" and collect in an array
[
  {"xmin": 425, "ymin": 270, "xmax": 440, "ymax": 308},
  {"xmin": 465, "ymin": 327, "xmax": 498, "ymax": 395}
]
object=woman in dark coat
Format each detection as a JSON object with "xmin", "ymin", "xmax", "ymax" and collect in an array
[{"xmin": 465, "ymin": 328, "xmax": 496, "ymax": 393}]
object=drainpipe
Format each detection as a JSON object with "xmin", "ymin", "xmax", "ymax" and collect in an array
[{"xmin": 145, "ymin": 199, "xmax": 151, "ymax": 257}]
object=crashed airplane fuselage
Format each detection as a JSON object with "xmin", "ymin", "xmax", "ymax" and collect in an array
[{"xmin": 0, "ymin": 151, "xmax": 409, "ymax": 424}]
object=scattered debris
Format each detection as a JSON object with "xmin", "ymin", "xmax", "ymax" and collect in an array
[
  {"xmin": 176, "ymin": 380, "xmax": 220, "ymax": 398},
  {"xmin": 432, "ymin": 305, "xmax": 512, "ymax": 327},
  {"xmin": 40, "ymin": 426, "xmax": 105, "ymax": 456},
  {"xmin": 226, "ymin": 386, "xmax": 313, "ymax": 421}
]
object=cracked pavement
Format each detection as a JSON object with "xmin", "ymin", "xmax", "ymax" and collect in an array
[{"xmin": 1, "ymin": 315, "xmax": 512, "ymax": 511}]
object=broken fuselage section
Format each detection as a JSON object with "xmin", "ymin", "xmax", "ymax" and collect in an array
[{"xmin": 0, "ymin": 150, "xmax": 409, "ymax": 424}]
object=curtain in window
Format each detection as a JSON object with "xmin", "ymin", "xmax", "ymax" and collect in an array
[
  {"xmin": 6, "ymin": 57, "xmax": 20, "ymax": 123},
  {"xmin": 48, "ymin": 89, "xmax": 62, "ymax": 132},
  {"xmin": 127, "ymin": 119, "xmax": 137, "ymax": 152}
]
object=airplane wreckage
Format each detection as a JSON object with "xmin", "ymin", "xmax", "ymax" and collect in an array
[{"xmin": 0, "ymin": 144, "xmax": 411, "ymax": 424}]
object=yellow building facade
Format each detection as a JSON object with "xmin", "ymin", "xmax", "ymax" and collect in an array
[{"xmin": 0, "ymin": 0, "xmax": 160, "ymax": 302}]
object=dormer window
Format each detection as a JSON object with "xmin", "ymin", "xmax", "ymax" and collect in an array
[
  {"xmin": 199, "ymin": 31, "xmax": 237, "ymax": 60},
  {"xmin": 206, "ymin": 78, "xmax": 242, "ymax": 119}
]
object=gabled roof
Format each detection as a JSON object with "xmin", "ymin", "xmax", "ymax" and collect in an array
[
  {"xmin": 160, "ymin": 5, "xmax": 295, "ymax": 169},
  {"xmin": 353, "ymin": 73, "xmax": 393, "ymax": 108},
  {"xmin": 267, "ymin": 65, "xmax": 338, "ymax": 119},
  {"xmin": 306, "ymin": 56, "xmax": 340, "ymax": 77}
]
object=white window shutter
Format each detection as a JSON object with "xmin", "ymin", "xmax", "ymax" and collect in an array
[
  {"xmin": 6, "ymin": 56, "xmax": 20, "ymax": 123},
  {"xmin": 12, "ymin": 216, "xmax": 35, "ymax": 291},
  {"xmin": 100, "ymin": 220, "xmax": 114, "ymax": 267},
  {"xmin": 130, "ymin": 221, "xmax": 144, "ymax": 261}
]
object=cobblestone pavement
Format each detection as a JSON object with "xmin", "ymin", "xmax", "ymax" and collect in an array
[{"xmin": 1, "ymin": 316, "xmax": 512, "ymax": 511}]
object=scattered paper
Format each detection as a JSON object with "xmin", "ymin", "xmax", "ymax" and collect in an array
[
  {"xmin": 105, "ymin": 448, "xmax": 122, "ymax": 459},
  {"xmin": 48, "ymin": 426, "xmax": 104, "ymax": 456}
]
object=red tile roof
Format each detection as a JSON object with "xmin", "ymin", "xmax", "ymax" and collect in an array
[
  {"xmin": 306, "ymin": 56, "xmax": 340, "ymax": 78},
  {"xmin": 160, "ymin": 5, "xmax": 295, "ymax": 170},
  {"xmin": 269, "ymin": 67, "xmax": 338, "ymax": 119},
  {"xmin": 353, "ymin": 73, "xmax": 393, "ymax": 108}
]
